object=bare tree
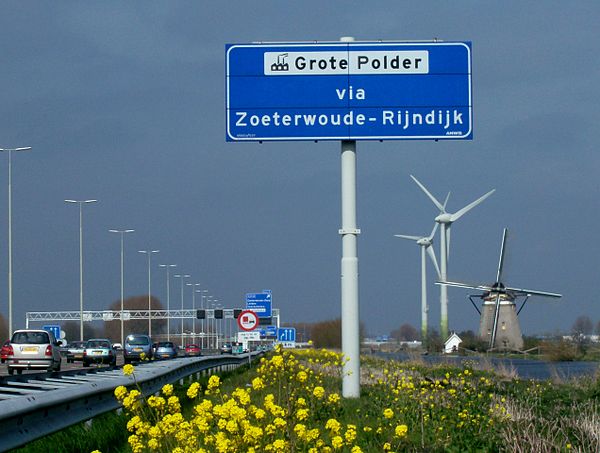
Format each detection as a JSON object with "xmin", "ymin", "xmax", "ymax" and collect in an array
[
  {"xmin": 390, "ymin": 323, "xmax": 419, "ymax": 341},
  {"xmin": 572, "ymin": 315, "xmax": 593, "ymax": 354},
  {"xmin": 306, "ymin": 318, "xmax": 365, "ymax": 349},
  {"xmin": 103, "ymin": 295, "xmax": 165, "ymax": 342},
  {"xmin": 572, "ymin": 315, "xmax": 593, "ymax": 336},
  {"xmin": 0, "ymin": 314, "xmax": 8, "ymax": 340},
  {"xmin": 60, "ymin": 321, "xmax": 100, "ymax": 343}
]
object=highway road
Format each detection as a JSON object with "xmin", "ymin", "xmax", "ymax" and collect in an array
[{"xmin": 0, "ymin": 350, "xmax": 208, "ymax": 377}]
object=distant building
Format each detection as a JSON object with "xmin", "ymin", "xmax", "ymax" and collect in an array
[{"xmin": 444, "ymin": 333, "xmax": 462, "ymax": 354}]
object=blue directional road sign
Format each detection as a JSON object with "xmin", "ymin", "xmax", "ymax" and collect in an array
[
  {"xmin": 42, "ymin": 325, "xmax": 61, "ymax": 341},
  {"xmin": 245, "ymin": 291, "xmax": 272, "ymax": 318},
  {"xmin": 277, "ymin": 327, "xmax": 296, "ymax": 342},
  {"xmin": 226, "ymin": 41, "xmax": 472, "ymax": 141},
  {"xmin": 262, "ymin": 325, "xmax": 278, "ymax": 337}
]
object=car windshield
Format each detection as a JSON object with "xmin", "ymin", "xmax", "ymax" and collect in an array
[
  {"xmin": 127, "ymin": 336, "xmax": 149, "ymax": 345},
  {"xmin": 158, "ymin": 342, "xmax": 174, "ymax": 348},
  {"xmin": 87, "ymin": 340, "xmax": 110, "ymax": 348},
  {"xmin": 70, "ymin": 342, "xmax": 85, "ymax": 348},
  {"xmin": 12, "ymin": 331, "xmax": 50, "ymax": 345}
]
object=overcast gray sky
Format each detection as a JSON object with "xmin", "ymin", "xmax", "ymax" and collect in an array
[{"xmin": 1, "ymin": 1, "xmax": 598, "ymax": 338}]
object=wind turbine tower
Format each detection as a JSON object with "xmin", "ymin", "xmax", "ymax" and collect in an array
[
  {"xmin": 395, "ymin": 223, "xmax": 441, "ymax": 343},
  {"xmin": 410, "ymin": 175, "xmax": 495, "ymax": 340}
]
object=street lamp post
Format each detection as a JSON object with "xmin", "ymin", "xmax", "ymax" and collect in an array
[
  {"xmin": 199, "ymin": 290, "xmax": 208, "ymax": 347},
  {"xmin": 159, "ymin": 264, "xmax": 177, "ymax": 341},
  {"xmin": 138, "ymin": 250, "xmax": 159, "ymax": 337},
  {"xmin": 1, "ymin": 146, "xmax": 31, "ymax": 335},
  {"xmin": 65, "ymin": 199, "xmax": 97, "ymax": 341},
  {"xmin": 206, "ymin": 295, "xmax": 213, "ymax": 348},
  {"xmin": 186, "ymin": 283, "xmax": 201, "ymax": 342},
  {"xmin": 109, "ymin": 229, "xmax": 135, "ymax": 346},
  {"xmin": 174, "ymin": 274, "xmax": 190, "ymax": 347},
  {"xmin": 215, "ymin": 303, "xmax": 223, "ymax": 349},
  {"xmin": 211, "ymin": 299, "xmax": 220, "ymax": 349}
]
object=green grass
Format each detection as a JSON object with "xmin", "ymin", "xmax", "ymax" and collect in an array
[
  {"xmin": 14, "ymin": 410, "xmax": 130, "ymax": 453},
  {"xmin": 14, "ymin": 364, "xmax": 254, "ymax": 453},
  {"xmin": 14, "ymin": 354, "xmax": 600, "ymax": 452}
]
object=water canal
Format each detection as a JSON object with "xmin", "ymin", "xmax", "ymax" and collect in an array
[{"xmin": 375, "ymin": 352, "xmax": 600, "ymax": 380}]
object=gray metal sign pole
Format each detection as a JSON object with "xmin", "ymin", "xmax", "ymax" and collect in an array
[
  {"xmin": 339, "ymin": 36, "xmax": 361, "ymax": 398},
  {"xmin": 340, "ymin": 139, "xmax": 360, "ymax": 398}
]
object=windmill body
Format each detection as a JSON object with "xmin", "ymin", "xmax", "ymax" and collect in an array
[{"xmin": 479, "ymin": 290, "xmax": 523, "ymax": 351}]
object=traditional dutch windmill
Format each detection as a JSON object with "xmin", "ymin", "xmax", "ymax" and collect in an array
[{"xmin": 438, "ymin": 228, "xmax": 562, "ymax": 351}]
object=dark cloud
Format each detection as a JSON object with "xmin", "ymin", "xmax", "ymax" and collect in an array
[{"xmin": 0, "ymin": 1, "xmax": 597, "ymax": 340}]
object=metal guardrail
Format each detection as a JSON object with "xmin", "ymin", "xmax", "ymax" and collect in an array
[{"xmin": 0, "ymin": 353, "xmax": 261, "ymax": 451}]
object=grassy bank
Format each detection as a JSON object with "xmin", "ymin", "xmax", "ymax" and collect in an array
[{"xmin": 16, "ymin": 349, "xmax": 600, "ymax": 452}]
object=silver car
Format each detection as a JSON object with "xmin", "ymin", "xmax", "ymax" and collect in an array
[
  {"xmin": 7, "ymin": 329, "xmax": 62, "ymax": 375},
  {"xmin": 154, "ymin": 341, "xmax": 177, "ymax": 360},
  {"xmin": 82, "ymin": 339, "xmax": 117, "ymax": 367},
  {"xmin": 124, "ymin": 334, "xmax": 153, "ymax": 363},
  {"xmin": 65, "ymin": 340, "xmax": 86, "ymax": 363}
]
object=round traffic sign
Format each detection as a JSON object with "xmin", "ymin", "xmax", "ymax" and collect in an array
[{"xmin": 237, "ymin": 310, "xmax": 259, "ymax": 331}]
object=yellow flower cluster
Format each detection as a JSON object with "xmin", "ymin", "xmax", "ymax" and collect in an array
[
  {"xmin": 112, "ymin": 345, "xmax": 526, "ymax": 452},
  {"xmin": 113, "ymin": 347, "xmax": 373, "ymax": 452}
]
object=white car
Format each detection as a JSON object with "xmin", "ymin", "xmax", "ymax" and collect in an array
[{"xmin": 6, "ymin": 329, "xmax": 62, "ymax": 375}]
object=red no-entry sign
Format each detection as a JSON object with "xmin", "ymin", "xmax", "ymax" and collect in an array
[{"xmin": 237, "ymin": 310, "xmax": 259, "ymax": 331}]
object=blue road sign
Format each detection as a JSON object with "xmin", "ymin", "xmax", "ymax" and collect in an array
[
  {"xmin": 264, "ymin": 325, "xmax": 278, "ymax": 337},
  {"xmin": 226, "ymin": 41, "xmax": 472, "ymax": 141},
  {"xmin": 42, "ymin": 325, "xmax": 61, "ymax": 341},
  {"xmin": 246, "ymin": 292, "xmax": 273, "ymax": 318},
  {"xmin": 278, "ymin": 327, "xmax": 296, "ymax": 342}
]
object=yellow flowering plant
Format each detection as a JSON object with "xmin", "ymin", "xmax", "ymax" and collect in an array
[{"xmin": 112, "ymin": 347, "xmax": 535, "ymax": 452}]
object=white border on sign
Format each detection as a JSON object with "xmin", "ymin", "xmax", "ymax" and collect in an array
[
  {"xmin": 226, "ymin": 42, "xmax": 472, "ymax": 141},
  {"xmin": 237, "ymin": 310, "xmax": 259, "ymax": 331}
]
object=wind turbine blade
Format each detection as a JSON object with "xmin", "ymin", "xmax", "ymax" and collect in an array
[
  {"xmin": 435, "ymin": 280, "xmax": 494, "ymax": 292},
  {"xmin": 446, "ymin": 224, "xmax": 452, "ymax": 262},
  {"xmin": 450, "ymin": 189, "xmax": 495, "ymax": 222},
  {"xmin": 410, "ymin": 175, "xmax": 445, "ymax": 212},
  {"xmin": 443, "ymin": 192, "xmax": 451, "ymax": 209},
  {"xmin": 426, "ymin": 245, "xmax": 441, "ymax": 279},
  {"xmin": 496, "ymin": 228, "xmax": 508, "ymax": 283},
  {"xmin": 427, "ymin": 223, "xmax": 439, "ymax": 241},
  {"xmin": 504, "ymin": 286, "xmax": 562, "ymax": 298},
  {"xmin": 394, "ymin": 234, "xmax": 421, "ymax": 241}
]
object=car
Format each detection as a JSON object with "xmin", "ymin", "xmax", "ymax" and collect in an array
[
  {"xmin": 185, "ymin": 344, "xmax": 201, "ymax": 357},
  {"xmin": 82, "ymin": 339, "xmax": 117, "ymax": 367},
  {"xmin": 112, "ymin": 342, "xmax": 123, "ymax": 351},
  {"xmin": 6, "ymin": 329, "xmax": 62, "ymax": 375},
  {"xmin": 123, "ymin": 334, "xmax": 153, "ymax": 364},
  {"xmin": 1, "ymin": 340, "xmax": 11, "ymax": 363},
  {"xmin": 154, "ymin": 341, "xmax": 177, "ymax": 360},
  {"xmin": 65, "ymin": 340, "xmax": 86, "ymax": 363},
  {"xmin": 220, "ymin": 343, "xmax": 233, "ymax": 354}
]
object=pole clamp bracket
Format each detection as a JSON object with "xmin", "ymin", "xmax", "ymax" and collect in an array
[{"xmin": 338, "ymin": 228, "xmax": 361, "ymax": 235}]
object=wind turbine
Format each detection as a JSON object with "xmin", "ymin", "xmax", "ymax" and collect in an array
[
  {"xmin": 395, "ymin": 223, "xmax": 441, "ymax": 344},
  {"xmin": 410, "ymin": 175, "xmax": 495, "ymax": 340}
]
